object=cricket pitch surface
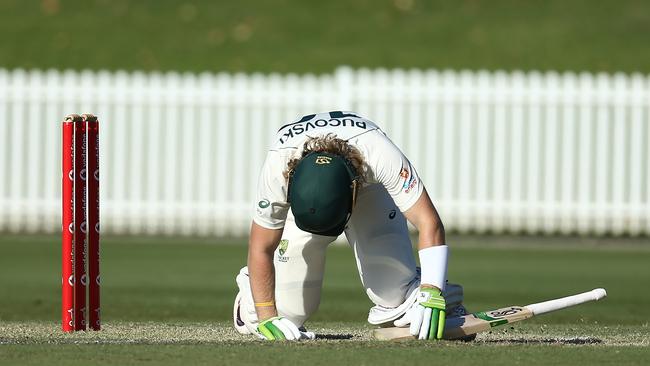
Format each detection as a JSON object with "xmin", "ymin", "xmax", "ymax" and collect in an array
[
  {"xmin": 1, "ymin": 321, "xmax": 648, "ymax": 366},
  {"xmin": 1, "ymin": 321, "xmax": 648, "ymax": 346}
]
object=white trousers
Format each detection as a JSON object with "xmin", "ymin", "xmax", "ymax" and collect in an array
[{"xmin": 237, "ymin": 184, "xmax": 419, "ymax": 328}]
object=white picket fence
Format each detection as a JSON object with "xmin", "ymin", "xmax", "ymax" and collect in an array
[{"xmin": 0, "ymin": 67, "xmax": 648, "ymax": 236}]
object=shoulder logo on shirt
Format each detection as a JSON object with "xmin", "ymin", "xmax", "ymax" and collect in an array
[
  {"xmin": 400, "ymin": 167, "xmax": 417, "ymax": 193},
  {"xmin": 404, "ymin": 176, "xmax": 417, "ymax": 193},
  {"xmin": 258, "ymin": 199, "xmax": 270, "ymax": 209},
  {"xmin": 315, "ymin": 156, "xmax": 332, "ymax": 165}
]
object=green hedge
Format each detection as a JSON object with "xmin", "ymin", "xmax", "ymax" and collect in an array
[{"xmin": 1, "ymin": 0, "xmax": 648, "ymax": 73}]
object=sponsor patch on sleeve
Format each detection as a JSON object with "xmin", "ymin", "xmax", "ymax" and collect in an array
[{"xmin": 400, "ymin": 167, "xmax": 417, "ymax": 193}]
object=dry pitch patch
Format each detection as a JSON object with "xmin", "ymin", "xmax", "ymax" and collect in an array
[{"xmin": 1, "ymin": 322, "xmax": 647, "ymax": 347}]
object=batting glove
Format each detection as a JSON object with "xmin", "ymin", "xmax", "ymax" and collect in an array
[
  {"xmin": 257, "ymin": 316, "xmax": 315, "ymax": 341},
  {"xmin": 409, "ymin": 287, "xmax": 446, "ymax": 340}
]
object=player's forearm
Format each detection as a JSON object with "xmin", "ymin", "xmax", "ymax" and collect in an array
[
  {"xmin": 404, "ymin": 189, "xmax": 446, "ymax": 250},
  {"xmin": 416, "ymin": 222, "xmax": 447, "ymax": 291},
  {"xmin": 248, "ymin": 248, "xmax": 278, "ymax": 320},
  {"xmin": 416, "ymin": 217, "xmax": 445, "ymax": 249},
  {"xmin": 247, "ymin": 222, "xmax": 284, "ymax": 321},
  {"xmin": 403, "ymin": 189, "xmax": 448, "ymax": 290}
]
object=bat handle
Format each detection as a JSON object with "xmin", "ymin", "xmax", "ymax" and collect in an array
[{"xmin": 525, "ymin": 288, "xmax": 607, "ymax": 315}]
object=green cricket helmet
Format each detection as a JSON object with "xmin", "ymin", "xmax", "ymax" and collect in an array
[{"xmin": 288, "ymin": 152, "xmax": 359, "ymax": 236}]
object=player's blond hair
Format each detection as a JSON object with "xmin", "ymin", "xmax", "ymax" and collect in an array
[{"xmin": 284, "ymin": 134, "xmax": 366, "ymax": 182}]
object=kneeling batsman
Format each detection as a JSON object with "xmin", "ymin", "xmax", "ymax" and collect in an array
[{"xmin": 232, "ymin": 112, "xmax": 464, "ymax": 341}]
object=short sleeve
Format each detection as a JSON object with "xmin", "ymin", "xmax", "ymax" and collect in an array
[
  {"xmin": 367, "ymin": 133, "xmax": 424, "ymax": 212},
  {"xmin": 252, "ymin": 151, "xmax": 291, "ymax": 229}
]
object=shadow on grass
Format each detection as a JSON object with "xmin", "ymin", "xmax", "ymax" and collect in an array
[
  {"xmin": 315, "ymin": 334, "xmax": 354, "ymax": 340},
  {"xmin": 483, "ymin": 337, "xmax": 602, "ymax": 345}
]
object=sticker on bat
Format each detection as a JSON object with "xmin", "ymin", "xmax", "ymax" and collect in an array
[
  {"xmin": 488, "ymin": 307, "xmax": 525, "ymax": 318},
  {"xmin": 473, "ymin": 307, "xmax": 525, "ymax": 327}
]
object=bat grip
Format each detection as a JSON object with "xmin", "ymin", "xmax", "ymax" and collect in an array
[{"xmin": 526, "ymin": 288, "xmax": 607, "ymax": 315}]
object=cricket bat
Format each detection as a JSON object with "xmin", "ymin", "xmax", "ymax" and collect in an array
[{"xmin": 373, "ymin": 288, "xmax": 607, "ymax": 340}]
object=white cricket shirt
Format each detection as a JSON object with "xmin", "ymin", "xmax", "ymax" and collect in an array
[{"xmin": 254, "ymin": 111, "xmax": 424, "ymax": 229}]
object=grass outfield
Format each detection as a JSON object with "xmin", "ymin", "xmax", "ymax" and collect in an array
[
  {"xmin": 0, "ymin": 234, "xmax": 648, "ymax": 365},
  {"xmin": 0, "ymin": 0, "xmax": 649, "ymax": 73}
]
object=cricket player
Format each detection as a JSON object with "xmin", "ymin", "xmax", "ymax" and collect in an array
[{"xmin": 233, "ymin": 111, "xmax": 467, "ymax": 341}]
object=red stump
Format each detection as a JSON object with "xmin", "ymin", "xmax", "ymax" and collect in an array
[
  {"xmin": 61, "ymin": 117, "xmax": 75, "ymax": 332},
  {"xmin": 85, "ymin": 115, "xmax": 101, "ymax": 331},
  {"xmin": 61, "ymin": 114, "xmax": 101, "ymax": 332}
]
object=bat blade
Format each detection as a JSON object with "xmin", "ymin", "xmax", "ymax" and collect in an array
[
  {"xmin": 373, "ymin": 306, "xmax": 532, "ymax": 341},
  {"xmin": 373, "ymin": 288, "xmax": 607, "ymax": 341}
]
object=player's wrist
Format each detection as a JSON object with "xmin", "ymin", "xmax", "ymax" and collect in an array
[
  {"xmin": 258, "ymin": 316, "xmax": 281, "ymax": 325},
  {"xmin": 419, "ymin": 284, "xmax": 442, "ymax": 293},
  {"xmin": 256, "ymin": 307, "xmax": 278, "ymax": 321},
  {"xmin": 418, "ymin": 245, "xmax": 449, "ymax": 291}
]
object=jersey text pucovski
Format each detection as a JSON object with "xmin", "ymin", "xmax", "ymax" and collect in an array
[{"xmin": 278, "ymin": 119, "xmax": 367, "ymax": 144}]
